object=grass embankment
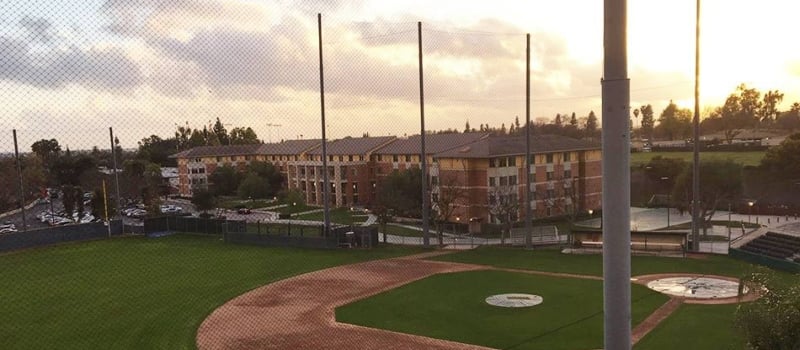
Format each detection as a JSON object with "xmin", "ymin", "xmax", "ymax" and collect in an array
[
  {"xmin": 630, "ymin": 151, "xmax": 765, "ymax": 167},
  {"xmin": 0, "ymin": 235, "xmax": 425, "ymax": 349}
]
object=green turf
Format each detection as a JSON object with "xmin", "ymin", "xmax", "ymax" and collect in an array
[
  {"xmin": 430, "ymin": 246, "xmax": 760, "ymax": 278},
  {"xmin": 294, "ymin": 207, "xmax": 356, "ymax": 224},
  {"xmin": 383, "ymin": 224, "xmax": 424, "ymax": 237},
  {"xmin": 634, "ymin": 304, "xmax": 745, "ymax": 349},
  {"xmin": 0, "ymin": 235, "xmax": 425, "ymax": 350},
  {"xmin": 336, "ymin": 270, "xmax": 669, "ymax": 350},
  {"xmin": 630, "ymin": 151, "xmax": 765, "ymax": 167}
]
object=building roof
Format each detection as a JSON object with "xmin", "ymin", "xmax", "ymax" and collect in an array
[
  {"xmin": 703, "ymin": 129, "xmax": 790, "ymax": 141},
  {"xmin": 374, "ymin": 132, "xmax": 490, "ymax": 155},
  {"xmin": 434, "ymin": 134, "xmax": 600, "ymax": 158},
  {"xmin": 257, "ymin": 139, "xmax": 321, "ymax": 155},
  {"xmin": 170, "ymin": 144, "xmax": 262, "ymax": 159},
  {"xmin": 307, "ymin": 136, "xmax": 396, "ymax": 155}
]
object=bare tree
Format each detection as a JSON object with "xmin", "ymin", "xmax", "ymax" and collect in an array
[
  {"xmin": 432, "ymin": 173, "xmax": 468, "ymax": 247},
  {"xmin": 488, "ymin": 185, "xmax": 519, "ymax": 245}
]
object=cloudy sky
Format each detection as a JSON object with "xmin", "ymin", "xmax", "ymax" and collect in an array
[{"xmin": 1, "ymin": 0, "xmax": 798, "ymax": 151}]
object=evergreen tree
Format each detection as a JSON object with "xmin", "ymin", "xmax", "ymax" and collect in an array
[
  {"xmin": 585, "ymin": 111, "xmax": 598, "ymax": 136},
  {"xmin": 464, "ymin": 120, "xmax": 471, "ymax": 133}
]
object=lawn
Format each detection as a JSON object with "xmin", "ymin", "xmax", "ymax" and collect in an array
[
  {"xmin": 337, "ymin": 269, "xmax": 669, "ymax": 350},
  {"xmin": 630, "ymin": 151, "xmax": 765, "ymax": 167},
  {"xmin": 294, "ymin": 207, "xmax": 357, "ymax": 224},
  {"xmin": 634, "ymin": 304, "xmax": 745, "ymax": 350},
  {"xmin": 430, "ymin": 246, "xmax": 761, "ymax": 278},
  {"xmin": 0, "ymin": 235, "xmax": 425, "ymax": 350}
]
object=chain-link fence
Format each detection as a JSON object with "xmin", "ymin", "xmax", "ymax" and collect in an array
[{"xmin": 3, "ymin": 1, "xmax": 794, "ymax": 349}]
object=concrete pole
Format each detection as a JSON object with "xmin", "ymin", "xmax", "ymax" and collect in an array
[
  {"xmin": 691, "ymin": 0, "xmax": 702, "ymax": 252},
  {"xmin": 317, "ymin": 13, "xmax": 331, "ymax": 235},
  {"xmin": 525, "ymin": 33, "xmax": 533, "ymax": 249},
  {"xmin": 418, "ymin": 22, "xmax": 430, "ymax": 247},
  {"xmin": 602, "ymin": 0, "xmax": 632, "ymax": 348}
]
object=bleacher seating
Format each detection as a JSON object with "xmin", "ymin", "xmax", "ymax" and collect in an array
[{"xmin": 741, "ymin": 232, "xmax": 800, "ymax": 262}]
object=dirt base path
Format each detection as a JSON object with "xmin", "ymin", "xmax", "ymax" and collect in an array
[{"xmin": 197, "ymin": 255, "xmax": 492, "ymax": 350}]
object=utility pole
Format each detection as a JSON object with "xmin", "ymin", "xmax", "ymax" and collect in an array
[
  {"xmin": 691, "ymin": 0, "xmax": 702, "ymax": 252},
  {"xmin": 525, "ymin": 33, "xmax": 533, "ymax": 249},
  {"xmin": 418, "ymin": 21, "xmax": 430, "ymax": 247},
  {"xmin": 318, "ymin": 13, "xmax": 331, "ymax": 236},
  {"xmin": 602, "ymin": 0, "xmax": 632, "ymax": 348},
  {"xmin": 13, "ymin": 129, "xmax": 27, "ymax": 231}
]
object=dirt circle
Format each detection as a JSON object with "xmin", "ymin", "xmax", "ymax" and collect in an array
[{"xmin": 633, "ymin": 273, "xmax": 761, "ymax": 304}]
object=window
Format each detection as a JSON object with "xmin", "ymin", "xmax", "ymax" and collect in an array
[
  {"xmin": 352, "ymin": 183, "xmax": 358, "ymax": 193},
  {"xmin": 294, "ymin": 155, "xmax": 299, "ymax": 161},
  {"xmin": 359, "ymin": 155, "xmax": 364, "ymax": 161},
  {"xmin": 377, "ymin": 155, "xmax": 383, "ymax": 161},
  {"xmin": 489, "ymin": 158, "xmax": 496, "ymax": 167},
  {"xmin": 431, "ymin": 193, "xmax": 439, "ymax": 203},
  {"xmin": 393, "ymin": 154, "xmax": 399, "ymax": 162},
  {"xmin": 431, "ymin": 176, "xmax": 439, "ymax": 186},
  {"xmin": 564, "ymin": 169, "xmax": 572, "ymax": 179},
  {"xmin": 546, "ymin": 171, "xmax": 554, "ymax": 181},
  {"xmin": 547, "ymin": 189, "xmax": 555, "ymax": 198},
  {"xmin": 352, "ymin": 168, "xmax": 357, "ymax": 177},
  {"xmin": 338, "ymin": 155, "xmax": 343, "ymax": 162},
  {"xmin": 199, "ymin": 168, "xmax": 205, "ymax": 174},
  {"xmin": 329, "ymin": 155, "xmax": 334, "ymax": 161},
  {"xmin": 300, "ymin": 167, "xmax": 306, "ymax": 176},
  {"xmin": 353, "ymin": 195, "xmax": 359, "ymax": 204},
  {"xmin": 341, "ymin": 166, "xmax": 348, "ymax": 179},
  {"xmin": 348, "ymin": 155, "xmax": 354, "ymax": 162},
  {"xmin": 489, "ymin": 177, "xmax": 496, "ymax": 186},
  {"xmin": 405, "ymin": 155, "xmax": 411, "ymax": 162},
  {"xmin": 231, "ymin": 156, "xmax": 238, "ymax": 161},
  {"xmin": 508, "ymin": 157, "xmax": 516, "ymax": 166},
  {"xmin": 301, "ymin": 182, "xmax": 307, "ymax": 191},
  {"xmin": 509, "ymin": 176, "xmax": 517, "ymax": 185},
  {"xmin": 244, "ymin": 155, "xmax": 251, "ymax": 161},
  {"xmin": 489, "ymin": 195, "xmax": 496, "ymax": 205},
  {"xmin": 215, "ymin": 157, "xmax": 221, "ymax": 162},
  {"xmin": 499, "ymin": 176, "xmax": 508, "ymax": 186},
  {"xmin": 564, "ymin": 152, "xmax": 571, "ymax": 161},
  {"xmin": 530, "ymin": 154, "xmax": 536, "ymax": 164},
  {"xmin": 499, "ymin": 157, "xmax": 507, "ymax": 167},
  {"xmin": 546, "ymin": 153, "xmax": 554, "ymax": 163},
  {"xmin": 272, "ymin": 155, "xmax": 276, "ymax": 161}
]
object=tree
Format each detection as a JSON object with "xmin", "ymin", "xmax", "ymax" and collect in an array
[
  {"xmin": 655, "ymin": 101, "xmax": 692, "ymax": 141},
  {"xmin": 208, "ymin": 165, "xmax": 241, "ymax": 196},
  {"xmin": 237, "ymin": 173, "xmax": 272, "ymax": 199},
  {"xmin": 247, "ymin": 161, "xmax": 284, "ymax": 197},
  {"xmin": 671, "ymin": 160, "xmax": 742, "ymax": 235},
  {"xmin": 51, "ymin": 153, "xmax": 96, "ymax": 186},
  {"xmin": 758, "ymin": 90, "xmax": 784, "ymax": 124},
  {"xmin": 61, "ymin": 185, "xmax": 77, "ymax": 221},
  {"xmin": 376, "ymin": 168, "xmax": 422, "ymax": 218},
  {"xmin": 464, "ymin": 120, "xmax": 471, "ymax": 133},
  {"xmin": 229, "ymin": 127, "xmax": 260, "ymax": 145},
  {"xmin": 514, "ymin": 116, "xmax": 521, "ymax": 131},
  {"xmin": 760, "ymin": 133, "xmax": 800, "ymax": 179},
  {"xmin": 488, "ymin": 185, "xmax": 518, "ymax": 245},
  {"xmin": 31, "ymin": 139, "xmax": 61, "ymax": 163},
  {"xmin": 639, "ymin": 104, "xmax": 655, "ymax": 139},
  {"xmin": 137, "ymin": 135, "xmax": 178, "ymax": 166},
  {"xmin": 569, "ymin": 112, "xmax": 578, "ymax": 127},
  {"xmin": 432, "ymin": 172, "xmax": 468, "ymax": 246},
  {"xmin": 585, "ymin": 111, "xmax": 598, "ymax": 137},
  {"xmin": 212, "ymin": 117, "xmax": 229, "ymax": 145},
  {"xmin": 554, "ymin": 113, "xmax": 563, "ymax": 128},
  {"xmin": 735, "ymin": 272, "xmax": 800, "ymax": 349},
  {"xmin": 191, "ymin": 188, "xmax": 216, "ymax": 214},
  {"xmin": 90, "ymin": 187, "xmax": 115, "ymax": 219},
  {"xmin": 776, "ymin": 104, "xmax": 800, "ymax": 131}
]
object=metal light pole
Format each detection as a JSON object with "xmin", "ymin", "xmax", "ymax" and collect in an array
[
  {"xmin": 661, "ymin": 176, "xmax": 670, "ymax": 228},
  {"xmin": 418, "ymin": 21, "xmax": 430, "ymax": 247},
  {"xmin": 748, "ymin": 201, "xmax": 754, "ymax": 223},
  {"xmin": 690, "ymin": 0, "xmax": 702, "ymax": 252},
  {"xmin": 13, "ymin": 129, "xmax": 27, "ymax": 231},
  {"xmin": 317, "ymin": 13, "xmax": 331, "ymax": 236}
]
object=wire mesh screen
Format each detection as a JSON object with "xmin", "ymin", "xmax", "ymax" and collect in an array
[{"xmin": 4, "ymin": 1, "xmax": 797, "ymax": 349}]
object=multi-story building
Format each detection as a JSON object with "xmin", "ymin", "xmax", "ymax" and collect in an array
[
  {"xmin": 287, "ymin": 136, "xmax": 396, "ymax": 207},
  {"xmin": 172, "ymin": 144, "xmax": 262, "ymax": 196},
  {"xmin": 171, "ymin": 133, "xmax": 602, "ymax": 229},
  {"xmin": 433, "ymin": 134, "xmax": 601, "ymax": 230}
]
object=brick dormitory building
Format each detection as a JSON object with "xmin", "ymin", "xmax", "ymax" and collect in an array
[{"xmin": 171, "ymin": 133, "xmax": 601, "ymax": 227}]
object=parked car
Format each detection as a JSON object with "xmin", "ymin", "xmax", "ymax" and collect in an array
[{"xmin": 237, "ymin": 207, "xmax": 252, "ymax": 214}]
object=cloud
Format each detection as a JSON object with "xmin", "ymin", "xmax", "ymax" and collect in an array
[
  {"xmin": 0, "ymin": 36, "xmax": 143, "ymax": 90},
  {"xmin": 19, "ymin": 16, "xmax": 55, "ymax": 43}
]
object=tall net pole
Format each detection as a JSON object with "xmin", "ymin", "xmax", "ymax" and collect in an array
[
  {"xmin": 602, "ymin": 0, "xmax": 632, "ymax": 348},
  {"xmin": 318, "ymin": 13, "xmax": 331, "ymax": 236},
  {"xmin": 418, "ymin": 21, "xmax": 430, "ymax": 247},
  {"xmin": 691, "ymin": 0, "xmax": 702, "ymax": 252}
]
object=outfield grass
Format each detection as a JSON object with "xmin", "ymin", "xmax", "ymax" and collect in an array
[
  {"xmin": 0, "ymin": 235, "xmax": 425, "ymax": 350},
  {"xmin": 634, "ymin": 304, "xmax": 744, "ymax": 350},
  {"xmin": 630, "ymin": 151, "xmax": 765, "ymax": 167},
  {"xmin": 337, "ymin": 270, "xmax": 669, "ymax": 350},
  {"xmin": 430, "ymin": 246, "xmax": 761, "ymax": 278}
]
